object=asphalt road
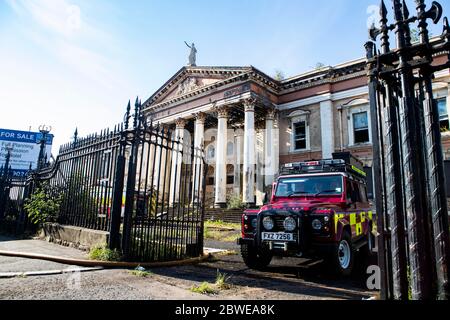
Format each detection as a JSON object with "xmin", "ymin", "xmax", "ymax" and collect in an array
[{"xmin": 0, "ymin": 236, "xmax": 376, "ymax": 300}]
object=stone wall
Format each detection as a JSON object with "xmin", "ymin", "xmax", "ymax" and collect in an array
[{"xmin": 39, "ymin": 223, "xmax": 109, "ymax": 251}]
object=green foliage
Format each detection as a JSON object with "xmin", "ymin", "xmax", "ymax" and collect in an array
[
  {"xmin": 226, "ymin": 193, "xmax": 244, "ymax": 210},
  {"xmin": 190, "ymin": 282, "xmax": 218, "ymax": 295},
  {"xmin": 61, "ymin": 173, "xmax": 98, "ymax": 219},
  {"xmin": 129, "ymin": 268, "xmax": 152, "ymax": 278},
  {"xmin": 205, "ymin": 220, "xmax": 240, "ymax": 230},
  {"xmin": 215, "ymin": 270, "xmax": 232, "ymax": 290},
  {"xmin": 24, "ymin": 183, "xmax": 62, "ymax": 225},
  {"xmin": 89, "ymin": 244, "xmax": 122, "ymax": 261}
]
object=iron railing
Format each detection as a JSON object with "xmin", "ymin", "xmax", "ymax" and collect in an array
[
  {"xmin": 367, "ymin": 0, "xmax": 450, "ymax": 300},
  {"xmin": 0, "ymin": 99, "xmax": 207, "ymax": 263}
]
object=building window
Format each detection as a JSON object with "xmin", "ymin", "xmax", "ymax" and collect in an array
[
  {"xmin": 293, "ymin": 121, "xmax": 307, "ymax": 150},
  {"xmin": 227, "ymin": 142, "xmax": 234, "ymax": 156},
  {"xmin": 353, "ymin": 112, "xmax": 370, "ymax": 144},
  {"xmin": 207, "ymin": 145, "xmax": 215, "ymax": 160},
  {"xmin": 226, "ymin": 176, "xmax": 234, "ymax": 184},
  {"xmin": 437, "ymin": 98, "xmax": 449, "ymax": 131}
]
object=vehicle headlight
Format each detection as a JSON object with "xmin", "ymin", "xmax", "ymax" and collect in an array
[
  {"xmin": 283, "ymin": 217, "xmax": 297, "ymax": 232},
  {"xmin": 312, "ymin": 219, "xmax": 322, "ymax": 230},
  {"xmin": 263, "ymin": 217, "xmax": 274, "ymax": 231},
  {"xmin": 251, "ymin": 218, "xmax": 257, "ymax": 228}
]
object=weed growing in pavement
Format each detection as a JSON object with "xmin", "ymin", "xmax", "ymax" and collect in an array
[
  {"xmin": 215, "ymin": 270, "xmax": 232, "ymax": 290},
  {"xmin": 89, "ymin": 244, "xmax": 121, "ymax": 262},
  {"xmin": 129, "ymin": 270, "xmax": 152, "ymax": 278},
  {"xmin": 190, "ymin": 282, "xmax": 218, "ymax": 295}
]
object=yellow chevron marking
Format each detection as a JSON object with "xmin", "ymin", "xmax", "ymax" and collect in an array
[
  {"xmin": 356, "ymin": 223, "xmax": 363, "ymax": 236},
  {"xmin": 350, "ymin": 213, "xmax": 357, "ymax": 226}
]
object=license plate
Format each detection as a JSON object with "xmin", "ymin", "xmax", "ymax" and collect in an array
[{"xmin": 262, "ymin": 232, "xmax": 295, "ymax": 242}]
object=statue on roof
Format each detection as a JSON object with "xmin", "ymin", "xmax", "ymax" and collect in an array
[{"xmin": 184, "ymin": 42, "xmax": 197, "ymax": 66}]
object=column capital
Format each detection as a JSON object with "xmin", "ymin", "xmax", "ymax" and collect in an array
[
  {"xmin": 175, "ymin": 118, "xmax": 186, "ymax": 129},
  {"xmin": 266, "ymin": 108, "xmax": 277, "ymax": 121},
  {"xmin": 214, "ymin": 106, "xmax": 229, "ymax": 119},
  {"xmin": 243, "ymin": 98, "xmax": 257, "ymax": 112},
  {"xmin": 194, "ymin": 112, "xmax": 207, "ymax": 124}
]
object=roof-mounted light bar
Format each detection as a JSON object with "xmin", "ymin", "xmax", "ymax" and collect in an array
[{"xmin": 280, "ymin": 153, "xmax": 366, "ymax": 179}]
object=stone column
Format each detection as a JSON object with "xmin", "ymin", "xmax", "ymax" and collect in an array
[
  {"xmin": 170, "ymin": 118, "xmax": 186, "ymax": 205},
  {"xmin": 215, "ymin": 107, "xmax": 228, "ymax": 208},
  {"xmin": 256, "ymin": 125, "xmax": 265, "ymax": 206},
  {"xmin": 243, "ymin": 99, "xmax": 256, "ymax": 205},
  {"xmin": 233, "ymin": 128, "xmax": 244, "ymax": 196},
  {"xmin": 265, "ymin": 109, "xmax": 277, "ymax": 187},
  {"xmin": 320, "ymin": 100, "xmax": 335, "ymax": 159},
  {"xmin": 192, "ymin": 112, "xmax": 206, "ymax": 202}
]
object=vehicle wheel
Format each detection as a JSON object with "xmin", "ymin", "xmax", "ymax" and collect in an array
[
  {"xmin": 326, "ymin": 231, "xmax": 355, "ymax": 276},
  {"xmin": 241, "ymin": 243, "xmax": 272, "ymax": 270}
]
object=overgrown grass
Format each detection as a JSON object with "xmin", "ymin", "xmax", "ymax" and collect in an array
[
  {"xmin": 222, "ymin": 234, "xmax": 240, "ymax": 242},
  {"xmin": 205, "ymin": 220, "xmax": 240, "ymax": 230},
  {"xmin": 89, "ymin": 244, "xmax": 122, "ymax": 262},
  {"xmin": 190, "ymin": 282, "xmax": 218, "ymax": 295}
]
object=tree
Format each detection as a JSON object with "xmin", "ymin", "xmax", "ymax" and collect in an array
[{"xmin": 314, "ymin": 62, "xmax": 326, "ymax": 70}]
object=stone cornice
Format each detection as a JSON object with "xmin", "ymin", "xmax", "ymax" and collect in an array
[
  {"xmin": 143, "ymin": 66, "xmax": 252, "ymax": 108},
  {"xmin": 144, "ymin": 73, "xmax": 252, "ymax": 113},
  {"xmin": 143, "ymin": 61, "xmax": 370, "ymax": 115}
]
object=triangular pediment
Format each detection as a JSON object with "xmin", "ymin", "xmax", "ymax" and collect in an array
[{"xmin": 145, "ymin": 66, "xmax": 252, "ymax": 107}]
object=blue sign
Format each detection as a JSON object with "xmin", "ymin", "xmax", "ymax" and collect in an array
[{"xmin": 0, "ymin": 128, "xmax": 53, "ymax": 176}]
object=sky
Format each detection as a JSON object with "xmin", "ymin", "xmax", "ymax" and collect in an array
[{"xmin": 1, "ymin": 0, "xmax": 449, "ymax": 154}]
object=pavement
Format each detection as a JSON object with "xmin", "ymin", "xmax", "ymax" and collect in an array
[
  {"xmin": 0, "ymin": 235, "xmax": 375, "ymax": 300},
  {"xmin": 0, "ymin": 235, "xmax": 90, "ymax": 274}
]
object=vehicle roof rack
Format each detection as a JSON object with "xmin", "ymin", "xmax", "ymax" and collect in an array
[{"xmin": 279, "ymin": 152, "xmax": 367, "ymax": 179}]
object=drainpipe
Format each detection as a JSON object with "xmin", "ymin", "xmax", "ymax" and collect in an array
[{"xmin": 337, "ymin": 105, "xmax": 344, "ymax": 151}]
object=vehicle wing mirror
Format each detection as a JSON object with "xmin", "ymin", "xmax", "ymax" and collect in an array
[{"xmin": 263, "ymin": 193, "xmax": 269, "ymax": 205}]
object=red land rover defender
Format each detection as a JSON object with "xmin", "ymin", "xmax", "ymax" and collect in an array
[{"xmin": 238, "ymin": 152, "xmax": 375, "ymax": 276}]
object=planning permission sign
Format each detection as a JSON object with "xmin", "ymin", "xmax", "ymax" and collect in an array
[{"xmin": 0, "ymin": 128, "xmax": 53, "ymax": 178}]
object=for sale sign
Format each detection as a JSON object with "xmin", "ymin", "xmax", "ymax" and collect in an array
[{"xmin": 0, "ymin": 128, "xmax": 53, "ymax": 178}]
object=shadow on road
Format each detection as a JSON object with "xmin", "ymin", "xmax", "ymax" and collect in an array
[{"xmin": 149, "ymin": 251, "xmax": 377, "ymax": 300}]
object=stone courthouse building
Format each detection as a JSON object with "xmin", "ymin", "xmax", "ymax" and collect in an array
[{"xmin": 142, "ymin": 52, "xmax": 450, "ymax": 208}]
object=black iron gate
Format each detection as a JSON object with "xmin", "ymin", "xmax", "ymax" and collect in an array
[
  {"xmin": 366, "ymin": 0, "xmax": 450, "ymax": 300},
  {"xmin": 0, "ymin": 153, "xmax": 29, "ymax": 235},
  {"xmin": 0, "ymin": 99, "xmax": 207, "ymax": 263}
]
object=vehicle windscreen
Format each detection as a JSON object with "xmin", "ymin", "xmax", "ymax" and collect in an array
[{"xmin": 275, "ymin": 175, "xmax": 343, "ymax": 197}]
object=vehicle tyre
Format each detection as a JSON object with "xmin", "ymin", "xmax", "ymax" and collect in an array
[
  {"xmin": 326, "ymin": 230, "xmax": 355, "ymax": 276},
  {"xmin": 241, "ymin": 243, "xmax": 272, "ymax": 270}
]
